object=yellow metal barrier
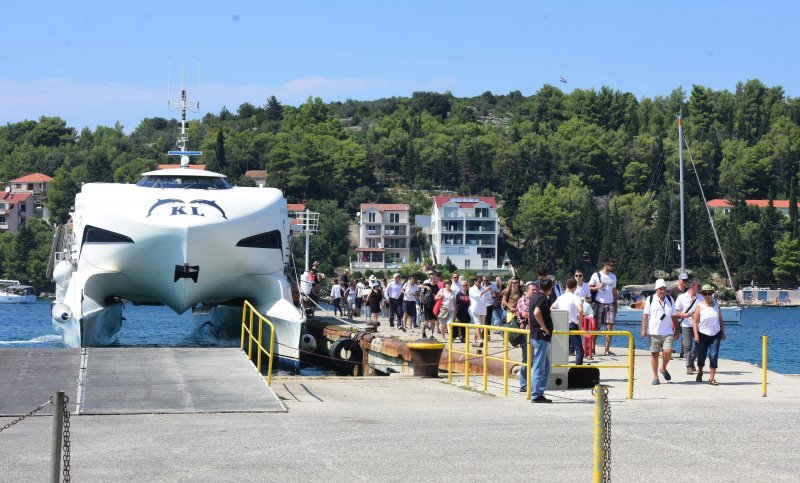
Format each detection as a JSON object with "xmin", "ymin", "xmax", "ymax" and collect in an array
[
  {"xmin": 552, "ymin": 330, "xmax": 635, "ymax": 400},
  {"xmin": 240, "ymin": 300, "xmax": 276, "ymax": 386},
  {"xmin": 447, "ymin": 323, "xmax": 532, "ymax": 400},
  {"xmin": 762, "ymin": 335, "xmax": 768, "ymax": 398}
]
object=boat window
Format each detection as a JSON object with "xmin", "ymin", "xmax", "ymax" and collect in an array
[
  {"xmin": 236, "ymin": 230, "xmax": 283, "ymax": 252},
  {"xmin": 83, "ymin": 225, "xmax": 134, "ymax": 244},
  {"xmin": 136, "ymin": 176, "xmax": 232, "ymax": 190}
]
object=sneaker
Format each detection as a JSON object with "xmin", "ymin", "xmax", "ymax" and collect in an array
[
  {"xmin": 519, "ymin": 387, "xmax": 527, "ymax": 393},
  {"xmin": 652, "ymin": 378, "xmax": 660, "ymax": 385},
  {"xmin": 660, "ymin": 369, "xmax": 671, "ymax": 381},
  {"xmin": 606, "ymin": 350, "xmax": 616, "ymax": 356},
  {"xmin": 532, "ymin": 395, "xmax": 552, "ymax": 403},
  {"xmin": 686, "ymin": 367, "xmax": 694, "ymax": 375}
]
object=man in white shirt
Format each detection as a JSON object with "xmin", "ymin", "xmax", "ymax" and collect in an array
[
  {"xmin": 574, "ymin": 269, "xmax": 590, "ymax": 300},
  {"xmin": 330, "ymin": 281, "xmax": 344, "ymax": 317},
  {"xmin": 674, "ymin": 279, "xmax": 700, "ymax": 374},
  {"xmin": 385, "ymin": 273, "xmax": 404, "ymax": 328},
  {"xmin": 552, "ymin": 278, "xmax": 585, "ymax": 364},
  {"xmin": 589, "ymin": 258, "xmax": 619, "ymax": 356},
  {"xmin": 641, "ymin": 278, "xmax": 679, "ymax": 385}
]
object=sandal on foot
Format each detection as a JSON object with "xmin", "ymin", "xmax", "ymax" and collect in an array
[
  {"xmin": 696, "ymin": 370, "xmax": 703, "ymax": 382},
  {"xmin": 709, "ymin": 379, "xmax": 719, "ymax": 386}
]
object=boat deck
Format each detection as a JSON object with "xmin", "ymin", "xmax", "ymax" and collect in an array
[{"xmin": 0, "ymin": 348, "xmax": 285, "ymax": 415}]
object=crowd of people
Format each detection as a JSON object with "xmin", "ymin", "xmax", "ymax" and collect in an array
[{"xmin": 317, "ymin": 257, "xmax": 726, "ymax": 403}]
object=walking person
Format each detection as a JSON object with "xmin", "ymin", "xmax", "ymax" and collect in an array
[
  {"xmin": 330, "ymin": 280, "xmax": 344, "ymax": 317},
  {"xmin": 589, "ymin": 258, "xmax": 618, "ymax": 356},
  {"xmin": 529, "ymin": 278, "xmax": 555, "ymax": 403},
  {"xmin": 385, "ymin": 274, "xmax": 404, "ymax": 328},
  {"xmin": 435, "ymin": 279, "xmax": 456, "ymax": 341},
  {"xmin": 401, "ymin": 276, "xmax": 420, "ymax": 332},
  {"xmin": 366, "ymin": 281, "xmax": 383, "ymax": 326},
  {"xmin": 502, "ymin": 277, "xmax": 523, "ymax": 324},
  {"xmin": 419, "ymin": 280, "xmax": 437, "ymax": 338},
  {"xmin": 552, "ymin": 278, "xmax": 585, "ymax": 365},
  {"xmin": 670, "ymin": 272, "xmax": 690, "ymax": 356},
  {"xmin": 692, "ymin": 285, "xmax": 726, "ymax": 385},
  {"xmin": 517, "ymin": 281, "xmax": 536, "ymax": 392},
  {"xmin": 468, "ymin": 277, "xmax": 491, "ymax": 347},
  {"xmin": 675, "ymin": 279, "xmax": 700, "ymax": 374},
  {"xmin": 641, "ymin": 279, "xmax": 678, "ymax": 385},
  {"xmin": 454, "ymin": 281, "xmax": 471, "ymax": 343}
]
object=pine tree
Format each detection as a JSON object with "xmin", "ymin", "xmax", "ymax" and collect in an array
[{"xmin": 789, "ymin": 177, "xmax": 798, "ymax": 239}]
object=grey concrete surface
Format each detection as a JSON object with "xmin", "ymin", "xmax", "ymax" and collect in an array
[{"xmin": 1, "ymin": 353, "xmax": 798, "ymax": 482}]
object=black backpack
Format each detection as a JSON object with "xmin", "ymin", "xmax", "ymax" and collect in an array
[
  {"xmin": 589, "ymin": 272, "xmax": 601, "ymax": 303},
  {"xmin": 420, "ymin": 287, "xmax": 434, "ymax": 306}
]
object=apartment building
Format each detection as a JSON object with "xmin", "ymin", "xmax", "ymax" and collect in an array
[
  {"xmin": 352, "ymin": 203, "xmax": 412, "ymax": 269},
  {"xmin": 0, "ymin": 173, "xmax": 52, "ymax": 232},
  {"xmin": 430, "ymin": 196, "xmax": 506, "ymax": 272}
]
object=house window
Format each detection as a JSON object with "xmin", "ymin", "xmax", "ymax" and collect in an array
[
  {"xmin": 21, "ymin": 203, "xmax": 26, "ymax": 213},
  {"xmin": 368, "ymin": 239, "xmax": 378, "ymax": 248},
  {"xmin": 389, "ymin": 213, "xmax": 399, "ymax": 223},
  {"xmin": 475, "ymin": 207, "xmax": 489, "ymax": 218},
  {"xmin": 464, "ymin": 260, "xmax": 470, "ymax": 268},
  {"xmin": 367, "ymin": 212, "xmax": 376, "ymax": 223},
  {"xmin": 482, "ymin": 260, "xmax": 489, "ymax": 268},
  {"xmin": 0, "ymin": 216, "xmax": 5, "ymax": 223}
]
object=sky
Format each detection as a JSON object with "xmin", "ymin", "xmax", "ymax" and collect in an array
[{"xmin": 1, "ymin": 1, "xmax": 798, "ymax": 132}]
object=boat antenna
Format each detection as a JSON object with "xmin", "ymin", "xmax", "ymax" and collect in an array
[
  {"xmin": 167, "ymin": 62, "xmax": 202, "ymax": 168},
  {"xmin": 678, "ymin": 113, "xmax": 686, "ymax": 275}
]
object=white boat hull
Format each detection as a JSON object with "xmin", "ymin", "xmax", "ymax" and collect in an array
[
  {"xmin": 615, "ymin": 305, "xmax": 742, "ymax": 325},
  {"xmin": 0, "ymin": 294, "xmax": 37, "ymax": 304},
  {"xmin": 51, "ymin": 179, "xmax": 306, "ymax": 370}
]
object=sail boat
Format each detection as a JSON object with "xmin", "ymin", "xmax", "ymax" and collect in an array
[{"xmin": 615, "ymin": 115, "xmax": 743, "ymax": 324}]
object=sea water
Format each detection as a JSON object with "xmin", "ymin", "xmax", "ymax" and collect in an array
[{"xmin": 2, "ymin": 301, "xmax": 799, "ymax": 374}]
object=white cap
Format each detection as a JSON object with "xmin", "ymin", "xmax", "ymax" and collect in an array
[
  {"xmin": 678, "ymin": 272, "xmax": 689, "ymax": 280},
  {"xmin": 654, "ymin": 279, "xmax": 667, "ymax": 289}
]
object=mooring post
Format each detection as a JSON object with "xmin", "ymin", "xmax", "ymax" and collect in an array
[
  {"xmin": 50, "ymin": 391, "xmax": 65, "ymax": 483},
  {"xmin": 762, "ymin": 335, "xmax": 768, "ymax": 398}
]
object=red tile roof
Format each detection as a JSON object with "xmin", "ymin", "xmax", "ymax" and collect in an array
[
  {"xmin": 10, "ymin": 173, "xmax": 53, "ymax": 183},
  {"xmin": 360, "ymin": 203, "xmax": 410, "ymax": 212},
  {"xmin": 434, "ymin": 196, "xmax": 497, "ymax": 208},
  {"xmin": 287, "ymin": 203, "xmax": 306, "ymax": 212},
  {"xmin": 245, "ymin": 170, "xmax": 267, "ymax": 178},
  {"xmin": 708, "ymin": 199, "xmax": 797, "ymax": 209}
]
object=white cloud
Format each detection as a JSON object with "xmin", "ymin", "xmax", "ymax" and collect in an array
[{"xmin": 0, "ymin": 75, "xmax": 460, "ymax": 131}]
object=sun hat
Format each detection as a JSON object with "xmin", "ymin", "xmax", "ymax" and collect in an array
[
  {"xmin": 654, "ymin": 279, "xmax": 667, "ymax": 289},
  {"xmin": 679, "ymin": 272, "xmax": 689, "ymax": 280},
  {"xmin": 701, "ymin": 284, "xmax": 715, "ymax": 293}
]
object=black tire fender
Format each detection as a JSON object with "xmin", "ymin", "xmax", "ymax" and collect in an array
[{"xmin": 329, "ymin": 337, "xmax": 363, "ymax": 371}]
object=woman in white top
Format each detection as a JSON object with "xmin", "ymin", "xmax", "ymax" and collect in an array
[
  {"xmin": 692, "ymin": 284, "xmax": 726, "ymax": 385},
  {"xmin": 435, "ymin": 279, "xmax": 456, "ymax": 341}
]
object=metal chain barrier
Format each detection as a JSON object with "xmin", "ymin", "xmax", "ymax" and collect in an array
[
  {"xmin": 62, "ymin": 395, "xmax": 71, "ymax": 483},
  {"xmin": 0, "ymin": 399, "xmax": 52, "ymax": 433},
  {"xmin": 602, "ymin": 391, "xmax": 611, "ymax": 482},
  {"xmin": 592, "ymin": 385, "xmax": 611, "ymax": 483}
]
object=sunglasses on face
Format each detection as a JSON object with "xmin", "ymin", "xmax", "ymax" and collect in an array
[
  {"xmin": 574, "ymin": 274, "xmax": 583, "ymax": 277},
  {"xmin": 702, "ymin": 292, "xmax": 713, "ymax": 296}
]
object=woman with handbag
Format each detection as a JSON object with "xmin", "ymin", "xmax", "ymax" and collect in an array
[
  {"xmin": 435, "ymin": 279, "xmax": 456, "ymax": 341},
  {"xmin": 692, "ymin": 284, "xmax": 726, "ymax": 385}
]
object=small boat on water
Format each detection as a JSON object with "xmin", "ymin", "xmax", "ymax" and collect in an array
[
  {"xmin": 737, "ymin": 285, "xmax": 800, "ymax": 307},
  {"xmin": 615, "ymin": 284, "xmax": 742, "ymax": 324},
  {"xmin": 0, "ymin": 280, "xmax": 37, "ymax": 304}
]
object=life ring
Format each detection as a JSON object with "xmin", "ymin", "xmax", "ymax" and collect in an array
[{"xmin": 329, "ymin": 337, "xmax": 363, "ymax": 373}]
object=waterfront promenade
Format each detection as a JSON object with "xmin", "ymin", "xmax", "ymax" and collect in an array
[{"xmin": 1, "ymin": 348, "xmax": 798, "ymax": 481}]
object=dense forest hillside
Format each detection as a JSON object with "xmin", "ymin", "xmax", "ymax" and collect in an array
[{"xmin": 2, "ymin": 79, "xmax": 800, "ymax": 289}]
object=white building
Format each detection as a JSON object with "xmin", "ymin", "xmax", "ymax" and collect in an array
[
  {"xmin": 352, "ymin": 203, "xmax": 412, "ymax": 270},
  {"xmin": 430, "ymin": 196, "xmax": 506, "ymax": 272}
]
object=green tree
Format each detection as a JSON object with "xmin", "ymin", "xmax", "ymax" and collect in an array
[{"xmin": 773, "ymin": 234, "xmax": 800, "ymax": 283}]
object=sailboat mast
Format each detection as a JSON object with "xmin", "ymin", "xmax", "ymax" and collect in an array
[{"xmin": 678, "ymin": 114, "xmax": 686, "ymax": 274}]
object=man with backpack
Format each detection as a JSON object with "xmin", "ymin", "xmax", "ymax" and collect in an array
[
  {"xmin": 589, "ymin": 258, "xmax": 618, "ymax": 356},
  {"xmin": 641, "ymin": 278, "xmax": 679, "ymax": 385}
]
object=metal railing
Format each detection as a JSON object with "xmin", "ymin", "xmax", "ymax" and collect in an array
[
  {"xmin": 240, "ymin": 300, "xmax": 276, "ymax": 386},
  {"xmin": 552, "ymin": 330, "xmax": 635, "ymax": 400},
  {"xmin": 446, "ymin": 323, "xmax": 533, "ymax": 400}
]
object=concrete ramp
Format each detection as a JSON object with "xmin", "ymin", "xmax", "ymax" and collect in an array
[{"xmin": 0, "ymin": 348, "xmax": 285, "ymax": 416}]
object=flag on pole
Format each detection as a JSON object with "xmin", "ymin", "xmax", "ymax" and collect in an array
[{"xmin": 559, "ymin": 76, "xmax": 568, "ymax": 84}]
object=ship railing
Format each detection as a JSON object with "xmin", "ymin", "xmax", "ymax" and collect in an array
[{"xmin": 240, "ymin": 300, "xmax": 276, "ymax": 386}]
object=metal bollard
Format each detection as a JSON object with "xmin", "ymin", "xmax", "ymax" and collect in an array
[
  {"xmin": 51, "ymin": 391, "xmax": 65, "ymax": 483},
  {"xmin": 762, "ymin": 335, "xmax": 768, "ymax": 398},
  {"xmin": 593, "ymin": 384, "xmax": 610, "ymax": 483}
]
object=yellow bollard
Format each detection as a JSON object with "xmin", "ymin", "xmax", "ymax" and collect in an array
[
  {"xmin": 762, "ymin": 335, "xmax": 768, "ymax": 398},
  {"xmin": 593, "ymin": 384, "xmax": 609, "ymax": 483}
]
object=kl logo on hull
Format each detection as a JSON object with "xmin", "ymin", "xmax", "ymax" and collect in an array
[{"xmin": 146, "ymin": 199, "xmax": 227, "ymax": 219}]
